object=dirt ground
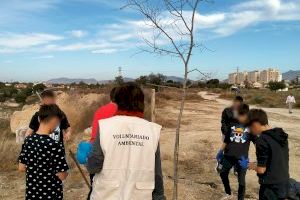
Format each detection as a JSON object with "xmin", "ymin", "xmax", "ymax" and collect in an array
[{"xmin": 0, "ymin": 90, "xmax": 299, "ymax": 200}]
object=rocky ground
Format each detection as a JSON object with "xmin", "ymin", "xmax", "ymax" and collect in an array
[{"xmin": 0, "ymin": 90, "xmax": 299, "ymax": 200}]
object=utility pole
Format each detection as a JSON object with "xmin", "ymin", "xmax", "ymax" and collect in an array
[
  {"xmin": 118, "ymin": 67, "xmax": 123, "ymax": 77},
  {"xmin": 236, "ymin": 66, "xmax": 239, "ymax": 85}
]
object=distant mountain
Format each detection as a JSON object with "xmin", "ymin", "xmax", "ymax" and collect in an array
[
  {"xmin": 283, "ymin": 70, "xmax": 300, "ymax": 81},
  {"xmin": 47, "ymin": 78, "xmax": 98, "ymax": 84},
  {"xmin": 47, "ymin": 77, "xmax": 135, "ymax": 84}
]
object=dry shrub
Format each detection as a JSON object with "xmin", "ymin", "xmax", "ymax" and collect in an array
[
  {"xmin": 59, "ymin": 92, "xmax": 110, "ymax": 134},
  {"xmin": 156, "ymin": 89, "xmax": 203, "ymax": 103},
  {"xmin": 156, "ymin": 114, "xmax": 177, "ymax": 128},
  {"xmin": 219, "ymin": 89, "xmax": 300, "ymax": 109},
  {"xmin": 185, "ymin": 92, "xmax": 204, "ymax": 101},
  {"xmin": 0, "ymin": 119, "xmax": 20, "ymax": 171}
]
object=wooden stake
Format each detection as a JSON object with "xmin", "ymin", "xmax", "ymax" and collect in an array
[{"xmin": 69, "ymin": 149, "xmax": 91, "ymax": 189}]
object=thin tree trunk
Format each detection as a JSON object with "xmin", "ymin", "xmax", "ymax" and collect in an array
[{"xmin": 172, "ymin": 64, "xmax": 188, "ymax": 200}]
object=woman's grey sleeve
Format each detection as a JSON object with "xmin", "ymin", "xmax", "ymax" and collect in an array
[{"xmin": 86, "ymin": 131, "xmax": 104, "ymax": 174}]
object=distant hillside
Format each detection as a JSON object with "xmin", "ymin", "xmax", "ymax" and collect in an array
[
  {"xmin": 283, "ymin": 70, "xmax": 300, "ymax": 81},
  {"xmin": 47, "ymin": 77, "xmax": 135, "ymax": 84},
  {"xmin": 47, "ymin": 78, "xmax": 98, "ymax": 84}
]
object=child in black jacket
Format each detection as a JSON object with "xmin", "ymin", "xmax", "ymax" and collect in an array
[
  {"xmin": 247, "ymin": 109, "xmax": 289, "ymax": 200},
  {"xmin": 216, "ymin": 104, "xmax": 256, "ymax": 200}
]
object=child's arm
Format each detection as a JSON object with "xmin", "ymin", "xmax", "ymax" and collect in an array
[
  {"xmin": 216, "ymin": 143, "xmax": 226, "ymax": 162},
  {"xmin": 53, "ymin": 143, "xmax": 69, "ymax": 181},
  {"xmin": 249, "ymin": 162, "xmax": 266, "ymax": 174},
  {"xmin": 18, "ymin": 163, "xmax": 26, "ymax": 172},
  {"xmin": 220, "ymin": 143, "xmax": 226, "ymax": 151},
  {"xmin": 18, "ymin": 138, "xmax": 28, "ymax": 172},
  {"xmin": 56, "ymin": 172, "xmax": 68, "ymax": 181}
]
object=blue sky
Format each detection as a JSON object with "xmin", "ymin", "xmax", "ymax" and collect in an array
[{"xmin": 0, "ymin": 0, "xmax": 300, "ymax": 82}]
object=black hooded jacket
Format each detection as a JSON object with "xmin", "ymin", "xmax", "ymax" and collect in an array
[{"xmin": 256, "ymin": 128, "xmax": 289, "ymax": 185}]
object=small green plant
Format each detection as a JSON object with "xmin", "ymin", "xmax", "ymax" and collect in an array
[
  {"xmin": 15, "ymin": 92, "xmax": 27, "ymax": 103},
  {"xmin": 252, "ymin": 96, "xmax": 265, "ymax": 104}
]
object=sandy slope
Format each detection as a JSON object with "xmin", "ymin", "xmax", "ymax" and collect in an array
[{"xmin": 1, "ymin": 90, "xmax": 299, "ymax": 200}]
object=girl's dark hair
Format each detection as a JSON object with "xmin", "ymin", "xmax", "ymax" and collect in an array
[
  {"xmin": 247, "ymin": 109, "xmax": 269, "ymax": 126},
  {"xmin": 234, "ymin": 96, "xmax": 244, "ymax": 102},
  {"xmin": 238, "ymin": 103, "xmax": 249, "ymax": 115},
  {"xmin": 114, "ymin": 83, "xmax": 144, "ymax": 112},
  {"xmin": 39, "ymin": 104, "xmax": 63, "ymax": 122}
]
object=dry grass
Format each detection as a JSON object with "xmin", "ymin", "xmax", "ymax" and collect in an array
[
  {"xmin": 219, "ymin": 89, "xmax": 300, "ymax": 108},
  {"xmin": 0, "ymin": 119, "xmax": 20, "ymax": 170}
]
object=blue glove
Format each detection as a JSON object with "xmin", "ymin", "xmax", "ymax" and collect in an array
[
  {"xmin": 238, "ymin": 156, "xmax": 249, "ymax": 170},
  {"xmin": 76, "ymin": 141, "xmax": 92, "ymax": 164},
  {"xmin": 216, "ymin": 150, "xmax": 224, "ymax": 163}
]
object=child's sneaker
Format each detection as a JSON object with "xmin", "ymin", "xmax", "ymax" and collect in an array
[{"xmin": 220, "ymin": 194, "xmax": 232, "ymax": 200}]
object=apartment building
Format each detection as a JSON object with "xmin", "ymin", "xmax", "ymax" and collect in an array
[
  {"xmin": 237, "ymin": 72, "xmax": 248, "ymax": 84},
  {"xmin": 260, "ymin": 68, "xmax": 281, "ymax": 83},
  {"xmin": 228, "ymin": 73, "xmax": 237, "ymax": 84},
  {"xmin": 227, "ymin": 68, "xmax": 281, "ymax": 87},
  {"xmin": 248, "ymin": 70, "xmax": 260, "ymax": 83}
]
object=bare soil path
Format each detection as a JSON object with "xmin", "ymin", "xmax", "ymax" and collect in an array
[{"xmin": 1, "ymin": 90, "xmax": 299, "ymax": 200}]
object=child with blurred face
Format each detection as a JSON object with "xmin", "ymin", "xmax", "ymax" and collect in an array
[
  {"xmin": 221, "ymin": 96, "xmax": 244, "ymax": 142},
  {"xmin": 26, "ymin": 90, "xmax": 71, "ymax": 144},
  {"xmin": 18, "ymin": 105, "xmax": 69, "ymax": 200},
  {"xmin": 216, "ymin": 104, "xmax": 257, "ymax": 200},
  {"xmin": 247, "ymin": 109, "xmax": 289, "ymax": 200}
]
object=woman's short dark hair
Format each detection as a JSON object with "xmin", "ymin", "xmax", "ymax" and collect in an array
[
  {"xmin": 110, "ymin": 87, "xmax": 118, "ymax": 102},
  {"xmin": 247, "ymin": 109, "xmax": 268, "ymax": 126},
  {"xmin": 41, "ymin": 90, "xmax": 55, "ymax": 99},
  {"xmin": 114, "ymin": 83, "xmax": 144, "ymax": 112},
  {"xmin": 238, "ymin": 103, "xmax": 249, "ymax": 115},
  {"xmin": 39, "ymin": 104, "xmax": 63, "ymax": 122}
]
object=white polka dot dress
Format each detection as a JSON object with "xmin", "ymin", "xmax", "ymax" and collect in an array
[{"xmin": 19, "ymin": 134, "xmax": 69, "ymax": 200}]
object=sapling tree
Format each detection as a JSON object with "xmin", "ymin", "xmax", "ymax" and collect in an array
[{"xmin": 124, "ymin": 0, "xmax": 206, "ymax": 199}]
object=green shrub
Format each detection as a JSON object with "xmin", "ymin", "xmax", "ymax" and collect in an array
[
  {"xmin": 252, "ymin": 96, "xmax": 265, "ymax": 104},
  {"xmin": 15, "ymin": 92, "xmax": 27, "ymax": 103},
  {"xmin": 0, "ymin": 95, "xmax": 5, "ymax": 102}
]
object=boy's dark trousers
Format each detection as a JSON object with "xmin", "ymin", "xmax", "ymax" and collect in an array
[
  {"xmin": 87, "ymin": 174, "xmax": 95, "ymax": 200},
  {"xmin": 219, "ymin": 156, "xmax": 246, "ymax": 200},
  {"xmin": 259, "ymin": 182, "xmax": 289, "ymax": 200}
]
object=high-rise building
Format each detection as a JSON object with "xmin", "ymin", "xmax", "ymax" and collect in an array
[
  {"xmin": 228, "ymin": 73, "xmax": 237, "ymax": 84},
  {"xmin": 260, "ymin": 70, "xmax": 269, "ymax": 84},
  {"xmin": 227, "ymin": 68, "xmax": 282, "ymax": 87},
  {"xmin": 260, "ymin": 68, "xmax": 281, "ymax": 84},
  {"xmin": 248, "ymin": 70, "xmax": 260, "ymax": 83},
  {"xmin": 236, "ymin": 72, "xmax": 248, "ymax": 84}
]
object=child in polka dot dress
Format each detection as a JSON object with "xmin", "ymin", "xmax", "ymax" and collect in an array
[{"xmin": 18, "ymin": 105, "xmax": 69, "ymax": 200}]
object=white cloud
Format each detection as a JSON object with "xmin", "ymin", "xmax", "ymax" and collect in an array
[
  {"xmin": 0, "ymin": 33, "xmax": 63, "ymax": 50},
  {"xmin": 32, "ymin": 55, "xmax": 54, "ymax": 59},
  {"xmin": 0, "ymin": 0, "xmax": 60, "ymax": 25},
  {"xmin": 69, "ymin": 30, "xmax": 88, "ymax": 38},
  {"xmin": 92, "ymin": 49, "xmax": 118, "ymax": 54},
  {"xmin": 1, "ymin": 0, "xmax": 299, "ymax": 55}
]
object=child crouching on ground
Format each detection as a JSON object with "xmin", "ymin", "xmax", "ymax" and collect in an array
[
  {"xmin": 216, "ymin": 104, "xmax": 257, "ymax": 200},
  {"xmin": 247, "ymin": 109, "xmax": 289, "ymax": 200},
  {"xmin": 18, "ymin": 105, "xmax": 69, "ymax": 200}
]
